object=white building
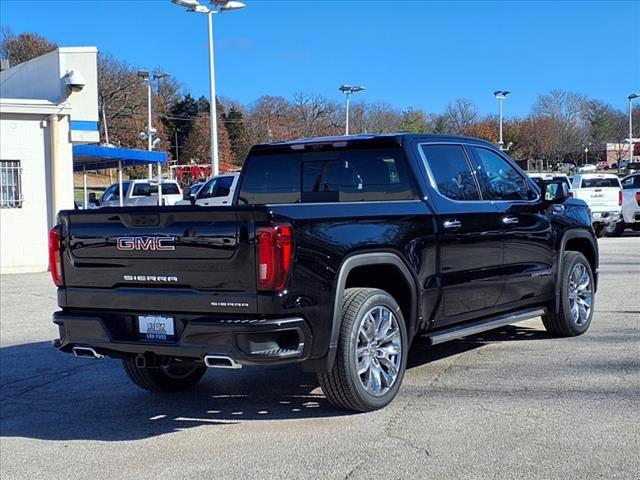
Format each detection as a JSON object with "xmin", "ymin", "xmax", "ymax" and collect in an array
[{"xmin": 0, "ymin": 47, "xmax": 98, "ymax": 274}]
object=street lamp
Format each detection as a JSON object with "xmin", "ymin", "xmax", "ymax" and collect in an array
[
  {"xmin": 172, "ymin": 0, "xmax": 246, "ymax": 176},
  {"xmin": 138, "ymin": 70, "xmax": 171, "ymax": 203},
  {"xmin": 339, "ymin": 85, "xmax": 365, "ymax": 135},
  {"xmin": 493, "ymin": 90, "xmax": 510, "ymax": 150},
  {"xmin": 628, "ymin": 93, "xmax": 640, "ymax": 164}
]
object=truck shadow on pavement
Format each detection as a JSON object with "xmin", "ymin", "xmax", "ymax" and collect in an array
[{"xmin": 0, "ymin": 325, "xmax": 548, "ymax": 442}]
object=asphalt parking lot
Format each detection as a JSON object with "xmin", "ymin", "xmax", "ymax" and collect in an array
[{"xmin": 1, "ymin": 235, "xmax": 638, "ymax": 480}]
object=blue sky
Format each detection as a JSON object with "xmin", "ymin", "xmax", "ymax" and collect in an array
[{"xmin": 1, "ymin": 0, "xmax": 639, "ymax": 117}]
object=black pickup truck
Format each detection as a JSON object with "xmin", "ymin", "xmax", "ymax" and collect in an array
[{"xmin": 50, "ymin": 134, "xmax": 598, "ymax": 412}]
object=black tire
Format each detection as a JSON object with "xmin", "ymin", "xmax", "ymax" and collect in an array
[
  {"xmin": 122, "ymin": 358, "xmax": 207, "ymax": 392},
  {"xmin": 542, "ymin": 251, "xmax": 594, "ymax": 337},
  {"xmin": 318, "ymin": 288, "xmax": 408, "ymax": 412},
  {"xmin": 593, "ymin": 224, "xmax": 606, "ymax": 238},
  {"xmin": 605, "ymin": 221, "xmax": 626, "ymax": 237}
]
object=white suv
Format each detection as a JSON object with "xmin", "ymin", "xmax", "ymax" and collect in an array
[{"xmin": 98, "ymin": 180, "xmax": 183, "ymax": 207}]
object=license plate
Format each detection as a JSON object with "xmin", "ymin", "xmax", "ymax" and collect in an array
[
  {"xmin": 138, "ymin": 315, "xmax": 175, "ymax": 341},
  {"xmin": 592, "ymin": 212, "xmax": 602, "ymax": 218}
]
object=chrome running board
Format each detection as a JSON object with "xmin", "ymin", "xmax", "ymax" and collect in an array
[{"xmin": 424, "ymin": 308, "xmax": 546, "ymax": 345}]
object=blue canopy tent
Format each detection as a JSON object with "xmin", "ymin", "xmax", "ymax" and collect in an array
[{"xmin": 73, "ymin": 145, "xmax": 168, "ymax": 207}]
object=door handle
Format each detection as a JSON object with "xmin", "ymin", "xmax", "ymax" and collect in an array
[
  {"xmin": 443, "ymin": 219, "xmax": 462, "ymax": 229},
  {"xmin": 502, "ymin": 216, "xmax": 519, "ymax": 225}
]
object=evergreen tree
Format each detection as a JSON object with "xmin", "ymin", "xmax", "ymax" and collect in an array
[{"xmin": 224, "ymin": 106, "xmax": 247, "ymax": 165}]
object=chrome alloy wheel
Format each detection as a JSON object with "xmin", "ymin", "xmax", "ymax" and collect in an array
[
  {"xmin": 568, "ymin": 263, "xmax": 592, "ymax": 326},
  {"xmin": 355, "ymin": 306, "xmax": 402, "ymax": 396}
]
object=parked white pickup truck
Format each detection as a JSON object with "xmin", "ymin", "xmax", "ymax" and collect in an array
[{"xmin": 570, "ymin": 174, "xmax": 622, "ymax": 237}]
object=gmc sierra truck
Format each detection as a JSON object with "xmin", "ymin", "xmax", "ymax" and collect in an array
[{"xmin": 50, "ymin": 134, "xmax": 598, "ymax": 412}]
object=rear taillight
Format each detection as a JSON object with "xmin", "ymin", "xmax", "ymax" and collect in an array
[
  {"xmin": 257, "ymin": 224, "xmax": 293, "ymax": 292},
  {"xmin": 619, "ymin": 190, "xmax": 623, "ymax": 206},
  {"xmin": 48, "ymin": 226, "xmax": 63, "ymax": 286},
  {"xmin": 636, "ymin": 192, "xmax": 640, "ymax": 206},
  {"xmin": 568, "ymin": 191, "xmax": 574, "ymax": 198}
]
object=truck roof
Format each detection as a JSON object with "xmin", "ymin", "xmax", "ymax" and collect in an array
[{"xmin": 250, "ymin": 133, "xmax": 496, "ymax": 153}]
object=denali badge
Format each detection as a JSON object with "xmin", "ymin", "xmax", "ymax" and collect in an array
[
  {"xmin": 124, "ymin": 275, "xmax": 178, "ymax": 283},
  {"xmin": 117, "ymin": 236, "xmax": 176, "ymax": 251}
]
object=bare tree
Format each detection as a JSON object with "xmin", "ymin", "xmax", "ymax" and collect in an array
[
  {"xmin": 445, "ymin": 98, "xmax": 478, "ymax": 134},
  {"xmin": 532, "ymin": 89, "xmax": 588, "ymax": 161},
  {"xmin": 363, "ymin": 102, "xmax": 403, "ymax": 133},
  {"xmin": 290, "ymin": 92, "xmax": 341, "ymax": 137},
  {"xmin": 0, "ymin": 28, "xmax": 57, "ymax": 66}
]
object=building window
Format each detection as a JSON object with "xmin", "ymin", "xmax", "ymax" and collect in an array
[{"xmin": 0, "ymin": 160, "xmax": 23, "ymax": 208}]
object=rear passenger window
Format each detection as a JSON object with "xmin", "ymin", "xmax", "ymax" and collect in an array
[
  {"xmin": 161, "ymin": 183, "xmax": 180, "ymax": 195},
  {"xmin": 472, "ymin": 147, "xmax": 530, "ymax": 201},
  {"xmin": 420, "ymin": 145, "xmax": 480, "ymax": 201}
]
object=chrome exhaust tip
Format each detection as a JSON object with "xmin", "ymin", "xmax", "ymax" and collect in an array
[
  {"xmin": 72, "ymin": 346, "xmax": 104, "ymax": 359},
  {"xmin": 203, "ymin": 354, "xmax": 242, "ymax": 369}
]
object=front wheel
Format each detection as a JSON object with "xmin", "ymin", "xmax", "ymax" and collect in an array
[
  {"xmin": 542, "ymin": 251, "xmax": 594, "ymax": 337},
  {"xmin": 318, "ymin": 288, "xmax": 408, "ymax": 412},
  {"xmin": 123, "ymin": 358, "xmax": 207, "ymax": 392},
  {"xmin": 605, "ymin": 221, "xmax": 626, "ymax": 237}
]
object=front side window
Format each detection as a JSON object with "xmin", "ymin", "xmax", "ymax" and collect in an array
[
  {"xmin": 472, "ymin": 147, "xmax": 530, "ymax": 201},
  {"xmin": 420, "ymin": 145, "xmax": 480, "ymax": 201},
  {"xmin": 101, "ymin": 183, "xmax": 122, "ymax": 202},
  {"xmin": 161, "ymin": 183, "xmax": 180, "ymax": 195},
  {"xmin": 214, "ymin": 176, "xmax": 234, "ymax": 197},
  {"xmin": 0, "ymin": 160, "xmax": 23, "ymax": 208},
  {"xmin": 196, "ymin": 178, "xmax": 218, "ymax": 199}
]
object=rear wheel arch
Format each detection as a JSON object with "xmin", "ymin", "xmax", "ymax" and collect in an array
[{"xmin": 325, "ymin": 252, "xmax": 418, "ymax": 371}]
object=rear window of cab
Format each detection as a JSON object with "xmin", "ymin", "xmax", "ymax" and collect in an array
[
  {"xmin": 238, "ymin": 147, "xmax": 418, "ymax": 204},
  {"xmin": 580, "ymin": 178, "xmax": 621, "ymax": 188}
]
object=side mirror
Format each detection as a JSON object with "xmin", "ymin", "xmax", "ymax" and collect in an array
[
  {"xmin": 543, "ymin": 181, "xmax": 569, "ymax": 203},
  {"xmin": 190, "ymin": 195, "xmax": 196, "ymax": 205},
  {"xmin": 88, "ymin": 192, "xmax": 100, "ymax": 206}
]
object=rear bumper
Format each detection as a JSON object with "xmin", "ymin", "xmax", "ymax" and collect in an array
[
  {"xmin": 53, "ymin": 311, "xmax": 312, "ymax": 366},
  {"xmin": 590, "ymin": 210, "xmax": 621, "ymax": 225}
]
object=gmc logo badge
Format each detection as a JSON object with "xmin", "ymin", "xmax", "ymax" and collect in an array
[{"xmin": 116, "ymin": 236, "xmax": 176, "ymax": 251}]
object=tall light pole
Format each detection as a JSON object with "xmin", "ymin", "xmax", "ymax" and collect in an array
[
  {"xmin": 137, "ymin": 70, "xmax": 154, "ymax": 178},
  {"xmin": 339, "ymin": 84, "xmax": 365, "ymax": 135},
  {"xmin": 172, "ymin": 0, "xmax": 246, "ymax": 177},
  {"xmin": 628, "ymin": 93, "xmax": 640, "ymax": 164},
  {"xmin": 138, "ymin": 71, "xmax": 171, "ymax": 202},
  {"xmin": 493, "ymin": 90, "xmax": 510, "ymax": 150}
]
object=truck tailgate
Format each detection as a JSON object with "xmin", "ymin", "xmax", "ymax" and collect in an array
[
  {"xmin": 575, "ymin": 188, "xmax": 619, "ymax": 212},
  {"xmin": 61, "ymin": 207, "xmax": 255, "ymax": 293}
]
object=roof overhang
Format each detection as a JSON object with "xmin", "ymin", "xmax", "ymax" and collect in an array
[
  {"xmin": 73, "ymin": 144, "xmax": 168, "ymax": 171},
  {"xmin": 0, "ymin": 98, "xmax": 72, "ymax": 116}
]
